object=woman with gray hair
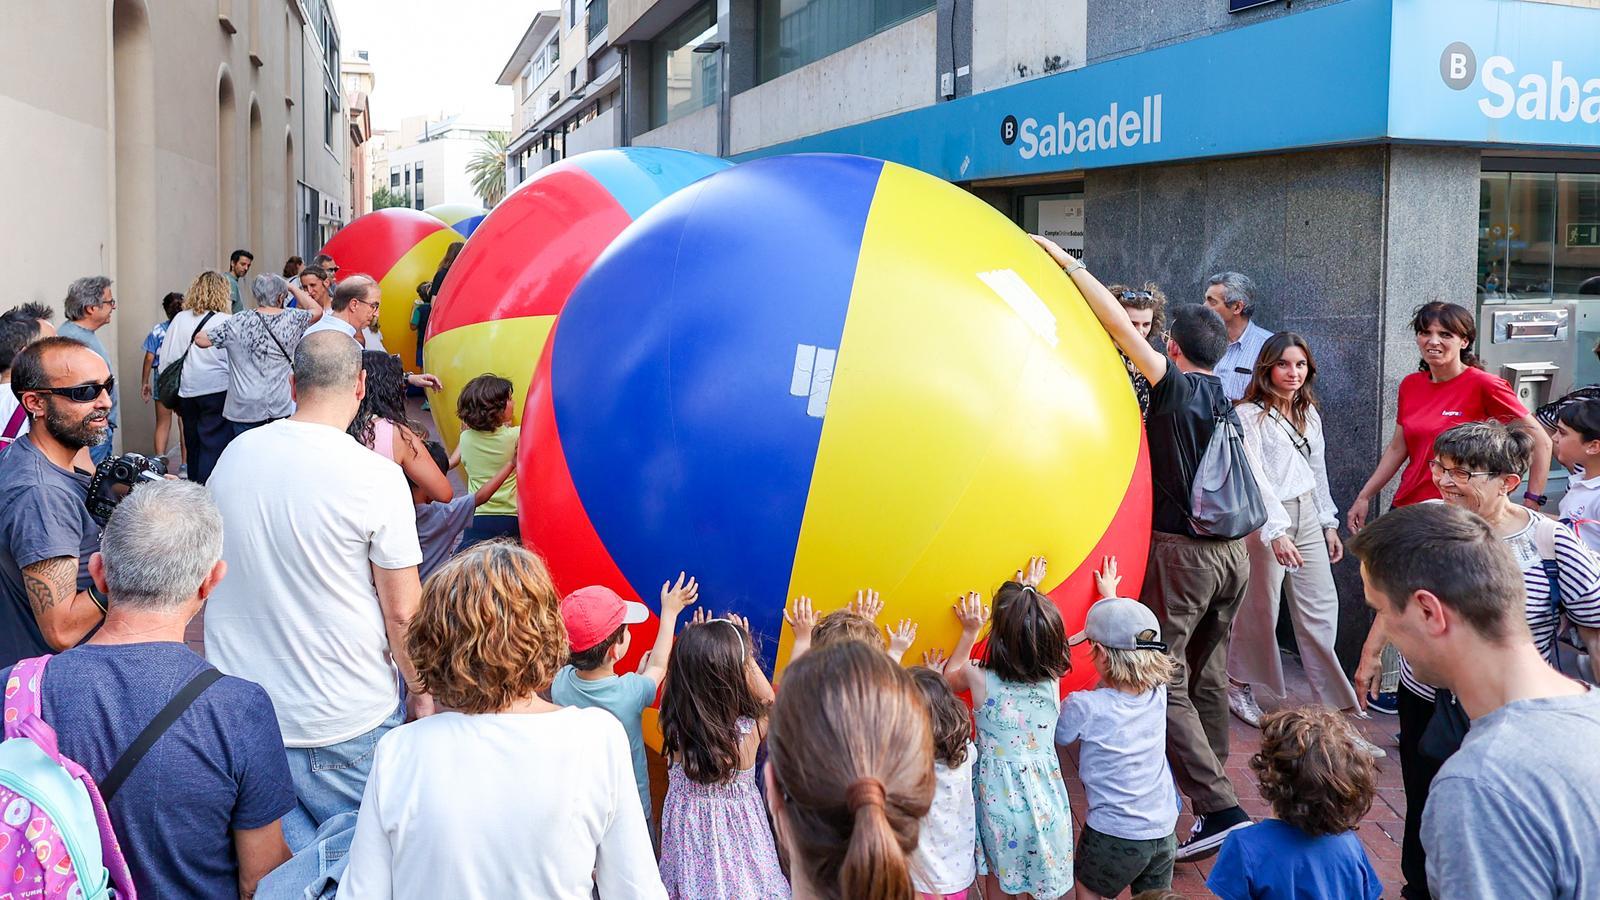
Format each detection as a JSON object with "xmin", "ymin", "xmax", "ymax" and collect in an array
[{"xmin": 195, "ymin": 272, "xmax": 322, "ymax": 437}]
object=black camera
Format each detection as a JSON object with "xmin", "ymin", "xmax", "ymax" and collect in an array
[{"xmin": 86, "ymin": 453, "xmax": 167, "ymax": 525}]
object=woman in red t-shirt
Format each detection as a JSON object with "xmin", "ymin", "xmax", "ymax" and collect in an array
[{"xmin": 1348, "ymin": 301, "xmax": 1552, "ymax": 530}]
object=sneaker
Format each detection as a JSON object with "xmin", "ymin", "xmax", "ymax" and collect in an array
[
  {"xmin": 1351, "ymin": 732, "xmax": 1388, "ymax": 759},
  {"xmin": 1175, "ymin": 806, "xmax": 1252, "ymax": 861},
  {"xmin": 1367, "ymin": 691, "xmax": 1399, "ymax": 715},
  {"xmin": 1228, "ymin": 683, "xmax": 1263, "ymax": 728}
]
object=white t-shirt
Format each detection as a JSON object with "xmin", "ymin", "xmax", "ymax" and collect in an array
[
  {"xmin": 912, "ymin": 742, "xmax": 977, "ymax": 894},
  {"xmin": 341, "ymin": 709, "xmax": 666, "ymax": 900},
  {"xmin": 1054, "ymin": 685, "xmax": 1179, "ymax": 840},
  {"xmin": 303, "ymin": 314, "xmax": 358, "ymax": 342},
  {"xmin": 303, "ymin": 314, "xmax": 385, "ymax": 352},
  {"xmin": 1559, "ymin": 466, "xmax": 1600, "ymax": 553},
  {"xmin": 203, "ymin": 419, "xmax": 422, "ymax": 747},
  {"xmin": 157, "ymin": 310, "xmax": 232, "ymax": 397}
]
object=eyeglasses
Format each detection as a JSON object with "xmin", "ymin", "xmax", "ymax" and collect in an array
[
  {"xmin": 1119, "ymin": 290, "xmax": 1152, "ymax": 302},
  {"xmin": 32, "ymin": 377, "xmax": 115, "ymax": 403},
  {"xmin": 1428, "ymin": 458, "xmax": 1499, "ymax": 484},
  {"xmin": 354, "ymin": 297, "xmax": 380, "ymax": 311}
]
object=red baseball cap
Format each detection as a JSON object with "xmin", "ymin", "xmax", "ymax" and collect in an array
[{"xmin": 560, "ymin": 585, "xmax": 650, "ymax": 652}]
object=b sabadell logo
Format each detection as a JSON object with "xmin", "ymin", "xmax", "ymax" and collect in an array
[{"xmin": 1440, "ymin": 41, "xmax": 1600, "ymax": 123}]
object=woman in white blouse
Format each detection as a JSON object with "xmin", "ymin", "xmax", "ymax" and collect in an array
[{"xmin": 1227, "ymin": 333, "xmax": 1375, "ymax": 751}]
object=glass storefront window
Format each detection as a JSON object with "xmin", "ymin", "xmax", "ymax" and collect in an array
[
  {"xmin": 756, "ymin": 0, "xmax": 935, "ymax": 84},
  {"xmin": 649, "ymin": 3, "xmax": 717, "ymax": 130}
]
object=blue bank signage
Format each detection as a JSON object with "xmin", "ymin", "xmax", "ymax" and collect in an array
[
  {"xmin": 1390, "ymin": 0, "xmax": 1600, "ymax": 148},
  {"xmin": 739, "ymin": 0, "xmax": 1600, "ymax": 183}
]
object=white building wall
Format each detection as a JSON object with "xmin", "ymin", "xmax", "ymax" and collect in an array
[
  {"xmin": 635, "ymin": 11, "xmax": 938, "ymax": 156},
  {"xmin": 1, "ymin": 0, "xmax": 345, "ymax": 453},
  {"xmin": 387, "ymin": 137, "xmax": 487, "ymax": 209},
  {"xmin": 970, "ymin": 0, "xmax": 1087, "ymax": 94}
]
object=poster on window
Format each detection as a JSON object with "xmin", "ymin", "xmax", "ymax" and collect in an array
[{"xmin": 1034, "ymin": 197, "xmax": 1084, "ymax": 253}]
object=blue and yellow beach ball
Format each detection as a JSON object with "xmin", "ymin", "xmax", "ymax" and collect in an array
[
  {"xmin": 519, "ymin": 154, "xmax": 1151, "ymax": 691},
  {"xmin": 423, "ymin": 203, "xmax": 487, "ymax": 239}
]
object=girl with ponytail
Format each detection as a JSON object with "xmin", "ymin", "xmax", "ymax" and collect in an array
[{"xmin": 766, "ymin": 641, "xmax": 936, "ymax": 900}]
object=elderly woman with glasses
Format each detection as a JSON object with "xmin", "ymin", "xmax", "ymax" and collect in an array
[
  {"xmin": 1355, "ymin": 420, "xmax": 1600, "ymax": 900},
  {"xmin": 194, "ymin": 272, "xmax": 322, "ymax": 438}
]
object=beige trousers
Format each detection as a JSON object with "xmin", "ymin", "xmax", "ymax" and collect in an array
[{"xmin": 1228, "ymin": 493, "xmax": 1359, "ymax": 711}]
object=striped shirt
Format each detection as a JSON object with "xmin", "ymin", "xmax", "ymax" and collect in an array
[
  {"xmin": 1400, "ymin": 505, "xmax": 1600, "ymax": 700},
  {"xmin": 1216, "ymin": 321, "xmax": 1274, "ymax": 402}
]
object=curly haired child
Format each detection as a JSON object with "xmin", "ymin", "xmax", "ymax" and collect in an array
[{"xmin": 1206, "ymin": 707, "xmax": 1382, "ymax": 900}]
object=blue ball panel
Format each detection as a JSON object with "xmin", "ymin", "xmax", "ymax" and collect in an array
[{"xmin": 550, "ymin": 154, "xmax": 885, "ymax": 660}]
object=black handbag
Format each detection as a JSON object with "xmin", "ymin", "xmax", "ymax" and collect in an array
[
  {"xmin": 1418, "ymin": 688, "xmax": 1471, "ymax": 762},
  {"xmin": 155, "ymin": 312, "xmax": 215, "ymax": 408}
]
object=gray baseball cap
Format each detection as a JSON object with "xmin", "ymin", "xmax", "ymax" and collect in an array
[{"xmin": 1069, "ymin": 597, "xmax": 1168, "ymax": 652}]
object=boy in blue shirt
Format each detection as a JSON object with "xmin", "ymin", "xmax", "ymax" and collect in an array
[
  {"xmin": 551, "ymin": 574, "xmax": 698, "ymax": 835},
  {"xmin": 411, "ymin": 441, "xmax": 514, "ymax": 581},
  {"xmin": 1207, "ymin": 707, "xmax": 1384, "ymax": 900}
]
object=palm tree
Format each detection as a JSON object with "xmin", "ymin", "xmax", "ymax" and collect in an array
[{"xmin": 467, "ymin": 130, "xmax": 510, "ymax": 208}]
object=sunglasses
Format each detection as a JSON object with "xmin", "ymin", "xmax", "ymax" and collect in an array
[
  {"xmin": 1119, "ymin": 290, "xmax": 1152, "ymax": 301},
  {"xmin": 33, "ymin": 376, "xmax": 115, "ymax": 403}
]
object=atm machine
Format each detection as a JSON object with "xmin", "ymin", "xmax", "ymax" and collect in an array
[
  {"xmin": 1476, "ymin": 299, "xmax": 1580, "ymax": 493},
  {"xmin": 1478, "ymin": 301, "xmax": 1578, "ymax": 408}
]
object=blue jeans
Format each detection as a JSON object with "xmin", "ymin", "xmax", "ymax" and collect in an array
[
  {"xmin": 255, "ymin": 811, "xmax": 358, "ymax": 900},
  {"xmin": 281, "ymin": 706, "xmax": 402, "ymax": 852}
]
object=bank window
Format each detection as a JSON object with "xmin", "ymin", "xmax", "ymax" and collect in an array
[
  {"xmin": 649, "ymin": 3, "xmax": 717, "ymax": 129},
  {"xmin": 757, "ymin": 0, "xmax": 934, "ymax": 84},
  {"xmin": 1478, "ymin": 171, "xmax": 1599, "ymax": 301}
]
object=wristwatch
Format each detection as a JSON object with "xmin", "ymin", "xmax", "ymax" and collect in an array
[
  {"xmin": 1063, "ymin": 257, "xmax": 1086, "ymax": 275},
  {"xmin": 1524, "ymin": 492, "xmax": 1548, "ymax": 507}
]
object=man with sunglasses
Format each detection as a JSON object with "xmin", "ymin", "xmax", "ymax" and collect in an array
[
  {"xmin": 57, "ymin": 276, "xmax": 119, "ymax": 463},
  {"xmin": 0, "ymin": 337, "xmax": 115, "ymax": 667}
]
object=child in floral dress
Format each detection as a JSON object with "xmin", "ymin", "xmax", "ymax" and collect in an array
[
  {"xmin": 942, "ymin": 557, "xmax": 1076, "ymax": 899},
  {"xmin": 656, "ymin": 611, "xmax": 789, "ymax": 899}
]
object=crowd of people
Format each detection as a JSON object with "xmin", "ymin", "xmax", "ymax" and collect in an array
[{"xmin": 0, "ymin": 235, "xmax": 1596, "ymax": 900}]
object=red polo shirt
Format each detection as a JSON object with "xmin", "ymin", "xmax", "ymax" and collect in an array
[{"xmin": 1393, "ymin": 366, "xmax": 1528, "ymax": 507}]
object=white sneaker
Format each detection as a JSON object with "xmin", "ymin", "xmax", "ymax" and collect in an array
[
  {"xmin": 1228, "ymin": 683, "xmax": 1263, "ymax": 728},
  {"xmin": 1350, "ymin": 731, "xmax": 1387, "ymax": 759}
]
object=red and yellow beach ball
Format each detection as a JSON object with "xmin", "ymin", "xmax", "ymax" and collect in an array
[{"xmin": 319, "ymin": 208, "xmax": 458, "ymax": 372}]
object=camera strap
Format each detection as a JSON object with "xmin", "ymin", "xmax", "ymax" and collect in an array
[{"xmin": 0, "ymin": 406, "xmax": 24, "ymax": 447}]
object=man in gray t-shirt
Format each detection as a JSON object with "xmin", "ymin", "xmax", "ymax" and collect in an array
[
  {"xmin": 1347, "ymin": 503, "xmax": 1600, "ymax": 900},
  {"xmin": 1423, "ymin": 691, "xmax": 1600, "ymax": 899}
]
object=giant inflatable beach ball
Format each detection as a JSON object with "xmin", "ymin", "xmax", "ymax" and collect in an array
[
  {"xmin": 319, "ymin": 208, "xmax": 458, "ymax": 373},
  {"xmin": 422, "ymin": 148, "xmax": 732, "ymax": 451},
  {"xmin": 519, "ymin": 154, "xmax": 1152, "ymax": 692},
  {"xmin": 423, "ymin": 203, "xmax": 487, "ymax": 239}
]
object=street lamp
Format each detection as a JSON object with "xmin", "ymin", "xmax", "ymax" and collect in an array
[{"xmin": 692, "ymin": 39, "xmax": 730, "ymax": 158}]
